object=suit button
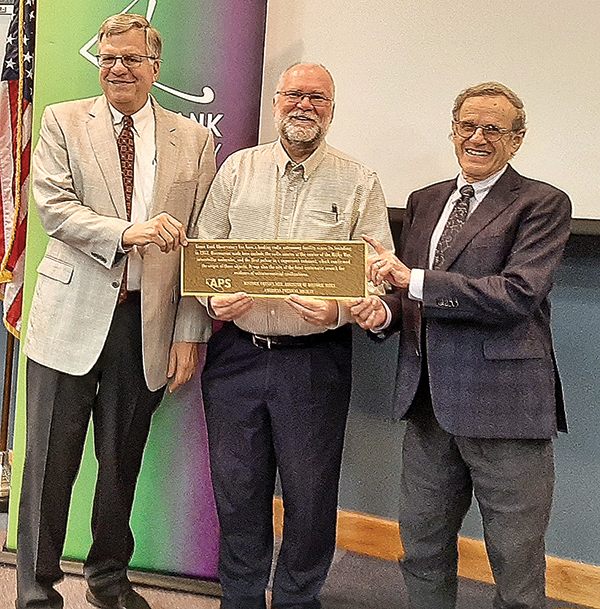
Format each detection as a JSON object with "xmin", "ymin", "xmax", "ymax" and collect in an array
[{"xmin": 111, "ymin": 281, "xmax": 119, "ymax": 288}]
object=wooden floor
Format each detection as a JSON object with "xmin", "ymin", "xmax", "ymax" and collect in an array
[
  {"xmin": 0, "ymin": 508, "xmax": 592, "ymax": 609},
  {"xmin": 0, "ymin": 565, "xmax": 222, "ymax": 609}
]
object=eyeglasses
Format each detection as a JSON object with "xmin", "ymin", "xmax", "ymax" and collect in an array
[
  {"xmin": 96, "ymin": 54, "xmax": 158, "ymax": 69},
  {"xmin": 453, "ymin": 121, "xmax": 516, "ymax": 142},
  {"xmin": 276, "ymin": 90, "xmax": 334, "ymax": 108}
]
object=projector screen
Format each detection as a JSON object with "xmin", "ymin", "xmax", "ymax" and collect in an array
[{"xmin": 260, "ymin": 0, "xmax": 600, "ymax": 221}]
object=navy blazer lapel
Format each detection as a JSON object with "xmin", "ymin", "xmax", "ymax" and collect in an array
[
  {"xmin": 86, "ymin": 96, "xmax": 126, "ymax": 218},
  {"xmin": 403, "ymin": 180, "xmax": 456, "ymax": 268},
  {"xmin": 436, "ymin": 165, "xmax": 521, "ymax": 271}
]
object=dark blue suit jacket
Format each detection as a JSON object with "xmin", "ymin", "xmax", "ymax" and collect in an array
[{"xmin": 384, "ymin": 165, "xmax": 571, "ymax": 439}]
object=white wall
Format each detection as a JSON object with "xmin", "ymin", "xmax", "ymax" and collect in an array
[{"xmin": 261, "ymin": 0, "xmax": 600, "ymax": 219}]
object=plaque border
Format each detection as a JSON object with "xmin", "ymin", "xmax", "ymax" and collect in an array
[{"xmin": 181, "ymin": 239, "xmax": 368, "ymax": 299}]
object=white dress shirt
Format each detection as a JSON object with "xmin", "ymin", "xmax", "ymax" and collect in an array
[
  {"xmin": 375, "ymin": 166, "xmax": 508, "ymax": 332},
  {"xmin": 196, "ymin": 139, "xmax": 394, "ymax": 336},
  {"xmin": 408, "ymin": 165, "xmax": 508, "ymax": 300},
  {"xmin": 110, "ymin": 97, "xmax": 156, "ymax": 290}
]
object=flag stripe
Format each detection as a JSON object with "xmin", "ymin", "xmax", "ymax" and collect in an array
[{"xmin": 0, "ymin": 0, "xmax": 36, "ymax": 337}]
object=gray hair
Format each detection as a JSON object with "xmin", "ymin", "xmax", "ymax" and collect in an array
[{"xmin": 452, "ymin": 82, "xmax": 526, "ymax": 132}]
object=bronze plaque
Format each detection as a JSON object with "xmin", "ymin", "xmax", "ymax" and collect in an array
[{"xmin": 182, "ymin": 240, "xmax": 367, "ymax": 299}]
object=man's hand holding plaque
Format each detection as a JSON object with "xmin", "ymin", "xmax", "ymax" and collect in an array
[
  {"xmin": 286, "ymin": 294, "xmax": 338, "ymax": 326},
  {"xmin": 209, "ymin": 292, "xmax": 338, "ymax": 327},
  {"xmin": 349, "ymin": 234, "xmax": 407, "ymax": 331},
  {"xmin": 362, "ymin": 234, "xmax": 411, "ymax": 289},
  {"xmin": 209, "ymin": 292, "xmax": 254, "ymax": 321},
  {"xmin": 349, "ymin": 295, "xmax": 387, "ymax": 331}
]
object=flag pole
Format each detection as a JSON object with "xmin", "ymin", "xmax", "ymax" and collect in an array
[
  {"xmin": 0, "ymin": 333, "xmax": 14, "ymax": 454},
  {"xmin": 0, "ymin": 0, "xmax": 29, "ymax": 499},
  {"xmin": 0, "ymin": 332, "xmax": 14, "ymax": 498}
]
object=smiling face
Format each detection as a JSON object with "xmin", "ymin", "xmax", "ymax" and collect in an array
[
  {"xmin": 273, "ymin": 64, "xmax": 335, "ymax": 153},
  {"xmin": 98, "ymin": 28, "xmax": 160, "ymax": 115},
  {"xmin": 452, "ymin": 95, "xmax": 525, "ymax": 183}
]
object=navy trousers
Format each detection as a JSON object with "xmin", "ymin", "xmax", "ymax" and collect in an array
[
  {"xmin": 16, "ymin": 297, "xmax": 165, "ymax": 609},
  {"xmin": 202, "ymin": 322, "xmax": 352, "ymax": 609}
]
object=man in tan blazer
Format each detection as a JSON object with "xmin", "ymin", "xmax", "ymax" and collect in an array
[{"xmin": 16, "ymin": 14, "xmax": 215, "ymax": 609}]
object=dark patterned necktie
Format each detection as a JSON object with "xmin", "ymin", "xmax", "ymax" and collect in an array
[
  {"xmin": 432, "ymin": 184, "xmax": 475, "ymax": 269},
  {"xmin": 118, "ymin": 115, "xmax": 135, "ymax": 219},
  {"xmin": 117, "ymin": 115, "xmax": 134, "ymax": 304}
]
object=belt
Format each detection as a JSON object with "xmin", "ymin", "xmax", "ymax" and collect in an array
[{"xmin": 236, "ymin": 326, "xmax": 349, "ymax": 350}]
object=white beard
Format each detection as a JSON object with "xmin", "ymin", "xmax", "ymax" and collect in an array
[
  {"xmin": 276, "ymin": 110, "xmax": 330, "ymax": 146},
  {"xmin": 280, "ymin": 118, "xmax": 322, "ymax": 144}
]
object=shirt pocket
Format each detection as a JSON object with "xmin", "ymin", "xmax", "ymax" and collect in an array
[{"xmin": 304, "ymin": 208, "xmax": 350, "ymax": 240}]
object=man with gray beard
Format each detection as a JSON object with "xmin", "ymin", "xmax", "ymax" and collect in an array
[{"xmin": 194, "ymin": 63, "xmax": 393, "ymax": 609}]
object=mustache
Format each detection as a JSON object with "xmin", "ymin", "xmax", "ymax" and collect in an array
[{"xmin": 285, "ymin": 111, "xmax": 318, "ymax": 122}]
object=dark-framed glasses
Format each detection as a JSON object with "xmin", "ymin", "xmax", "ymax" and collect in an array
[
  {"xmin": 96, "ymin": 54, "xmax": 158, "ymax": 69},
  {"xmin": 276, "ymin": 90, "xmax": 334, "ymax": 108},
  {"xmin": 453, "ymin": 120, "xmax": 515, "ymax": 142}
]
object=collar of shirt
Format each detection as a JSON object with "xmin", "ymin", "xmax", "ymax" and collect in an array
[
  {"xmin": 274, "ymin": 138, "xmax": 328, "ymax": 180},
  {"xmin": 426, "ymin": 165, "xmax": 509, "ymax": 270},
  {"xmin": 109, "ymin": 96, "xmax": 154, "ymax": 137},
  {"xmin": 109, "ymin": 96, "xmax": 156, "ymax": 290},
  {"xmin": 454, "ymin": 164, "xmax": 508, "ymax": 208}
]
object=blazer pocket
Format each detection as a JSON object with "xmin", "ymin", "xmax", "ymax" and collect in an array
[
  {"xmin": 483, "ymin": 338, "xmax": 544, "ymax": 360},
  {"xmin": 37, "ymin": 256, "xmax": 74, "ymax": 285}
]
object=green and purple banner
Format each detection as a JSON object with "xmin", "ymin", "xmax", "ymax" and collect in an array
[{"xmin": 8, "ymin": 0, "xmax": 267, "ymax": 580}]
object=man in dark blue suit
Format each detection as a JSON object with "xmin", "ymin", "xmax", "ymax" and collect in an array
[{"xmin": 350, "ymin": 82, "xmax": 571, "ymax": 609}]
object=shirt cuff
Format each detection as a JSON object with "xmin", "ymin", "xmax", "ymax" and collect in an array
[
  {"xmin": 197, "ymin": 295, "xmax": 219, "ymax": 320},
  {"xmin": 408, "ymin": 268, "xmax": 424, "ymax": 301},
  {"xmin": 119, "ymin": 227, "xmax": 134, "ymax": 253}
]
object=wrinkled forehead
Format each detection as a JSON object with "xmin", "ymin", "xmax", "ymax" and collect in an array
[
  {"xmin": 457, "ymin": 94, "xmax": 518, "ymax": 125},
  {"xmin": 278, "ymin": 65, "xmax": 334, "ymax": 96}
]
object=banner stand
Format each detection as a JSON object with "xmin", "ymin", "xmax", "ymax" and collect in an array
[
  {"xmin": 7, "ymin": 0, "xmax": 268, "ymax": 585},
  {"xmin": 0, "ymin": 550, "xmax": 223, "ymax": 597}
]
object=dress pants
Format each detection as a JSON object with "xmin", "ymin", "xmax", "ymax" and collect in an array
[
  {"xmin": 399, "ymin": 375, "xmax": 555, "ymax": 609},
  {"xmin": 202, "ymin": 322, "xmax": 352, "ymax": 609},
  {"xmin": 16, "ymin": 297, "xmax": 165, "ymax": 609}
]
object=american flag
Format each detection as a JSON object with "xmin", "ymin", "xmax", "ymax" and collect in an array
[{"xmin": 0, "ymin": 0, "xmax": 35, "ymax": 338}]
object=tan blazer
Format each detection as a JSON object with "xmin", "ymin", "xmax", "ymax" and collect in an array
[{"xmin": 24, "ymin": 95, "xmax": 215, "ymax": 391}]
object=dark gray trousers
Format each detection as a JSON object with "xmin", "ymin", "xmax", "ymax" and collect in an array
[
  {"xmin": 16, "ymin": 298, "xmax": 165, "ymax": 609},
  {"xmin": 202, "ymin": 322, "xmax": 352, "ymax": 609},
  {"xmin": 399, "ymin": 391, "xmax": 555, "ymax": 609}
]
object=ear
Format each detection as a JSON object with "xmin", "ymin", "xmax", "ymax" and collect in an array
[
  {"xmin": 511, "ymin": 129, "xmax": 526, "ymax": 153},
  {"xmin": 449, "ymin": 122, "xmax": 459, "ymax": 143},
  {"xmin": 152, "ymin": 60, "xmax": 160, "ymax": 83}
]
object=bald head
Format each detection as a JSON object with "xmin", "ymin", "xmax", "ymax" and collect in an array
[{"xmin": 275, "ymin": 63, "xmax": 336, "ymax": 100}]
